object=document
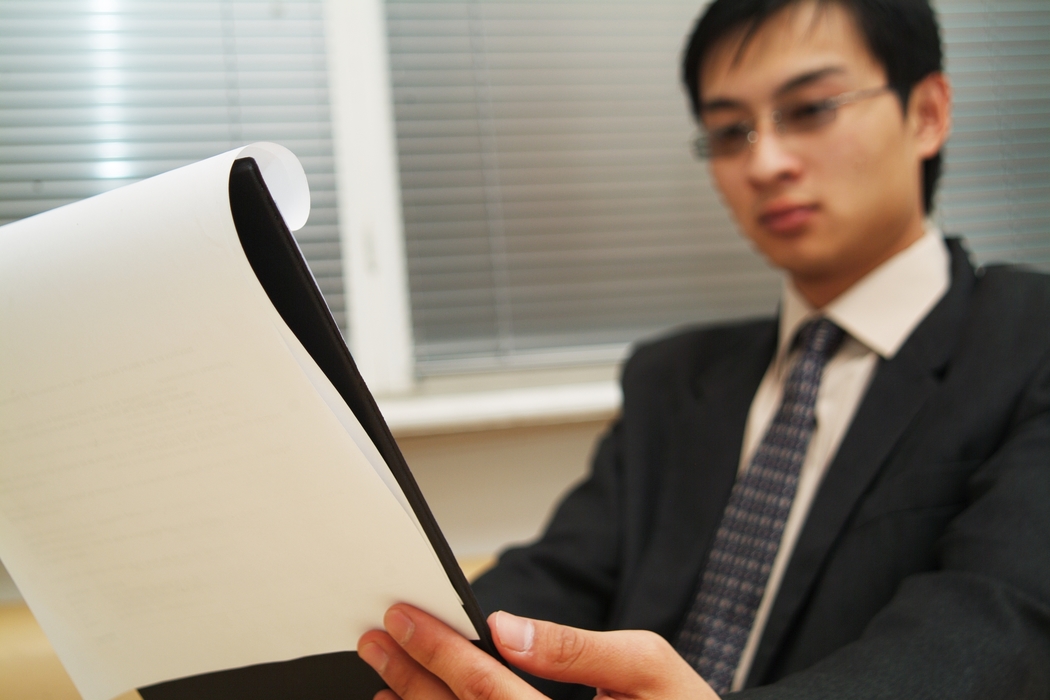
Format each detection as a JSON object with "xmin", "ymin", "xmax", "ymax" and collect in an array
[{"xmin": 0, "ymin": 144, "xmax": 487, "ymax": 700}]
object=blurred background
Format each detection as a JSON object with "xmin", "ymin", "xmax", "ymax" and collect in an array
[{"xmin": 0, "ymin": 3, "xmax": 1047, "ymax": 691}]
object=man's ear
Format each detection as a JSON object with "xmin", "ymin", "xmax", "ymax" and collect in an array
[{"xmin": 908, "ymin": 72, "xmax": 953, "ymax": 159}]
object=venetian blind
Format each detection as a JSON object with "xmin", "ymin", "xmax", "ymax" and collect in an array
[
  {"xmin": 935, "ymin": 0, "xmax": 1050, "ymax": 268},
  {"xmin": 385, "ymin": 0, "xmax": 1049, "ymax": 376},
  {"xmin": 0, "ymin": 0, "xmax": 346, "ymax": 332},
  {"xmin": 385, "ymin": 1, "xmax": 779, "ymax": 374}
]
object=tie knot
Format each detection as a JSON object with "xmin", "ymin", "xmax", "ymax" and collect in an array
[{"xmin": 796, "ymin": 317, "xmax": 845, "ymax": 360}]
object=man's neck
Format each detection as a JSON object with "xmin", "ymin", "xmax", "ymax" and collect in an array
[
  {"xmin": 779, "ymin": 229, "xmax": 951, "ymax": 362},
  {"xmin": 792, "ymin": 224, "xmax": 927, "ymax": 309}
]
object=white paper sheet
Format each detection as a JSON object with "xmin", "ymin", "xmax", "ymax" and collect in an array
[{"xmin": 0, "ymin": 143, "xmax": 474, "ymax": 700}]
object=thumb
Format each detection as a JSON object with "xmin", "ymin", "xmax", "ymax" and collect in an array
[{"xmin": 487, "ymin": 612, "xmax": 711, "ymax": 698}]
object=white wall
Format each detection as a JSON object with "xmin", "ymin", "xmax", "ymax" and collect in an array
[{"xmin": 399, "ymin": 418, "xmax": 611, "ymax": 560}]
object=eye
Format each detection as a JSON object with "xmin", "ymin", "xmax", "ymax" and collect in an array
[
  {"xmin": 710, "ymin": 122, "xmax": 750, "ymax": 141},
  {"xmin": 779, "ymin": 99, "xmax": 838, "ymax": 132},
  {"xmin": 706, "ymin": 122, "xmax": 753, "ymax": 154}
]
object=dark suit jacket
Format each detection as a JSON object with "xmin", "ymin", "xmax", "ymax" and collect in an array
[{"xmin": 472, "ymin": 239, "xmax": 1050, "ymax": 699}]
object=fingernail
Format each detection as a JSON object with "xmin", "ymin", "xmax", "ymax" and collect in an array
[
  {"xmin": 385, "ymin": 608, "xmax": 415, "ymax": 645},
  {"xmin": 358, "ymin": 642, "xmax": 389, "ymax": 674},
  {"xmin": 495, "ymin": 611, "xmax": 534, "ymax": 653}
]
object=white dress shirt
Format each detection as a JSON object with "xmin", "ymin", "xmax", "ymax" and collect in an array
[{"xmin": 730, "ymin": 228, "xmax": 952, "ymax": 690}]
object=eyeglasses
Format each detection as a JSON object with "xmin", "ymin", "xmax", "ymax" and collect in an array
[{"xmin": 692, "ymin": 85, "xmax": 893, "ymax": 160}]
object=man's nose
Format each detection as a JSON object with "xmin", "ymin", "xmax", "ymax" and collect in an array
[{"xmin": 744, "ymin": 125, "xmax": 802, "ymax": 187}]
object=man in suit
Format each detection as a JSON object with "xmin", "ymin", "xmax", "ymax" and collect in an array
[{"xmin": 356, "ymin": 0, "xmax": 1050, "ymax": 697}]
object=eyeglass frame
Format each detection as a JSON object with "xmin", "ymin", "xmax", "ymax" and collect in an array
[{"xmin": 691, "ymin": 85, "xmax": 894, "ymax": 160}]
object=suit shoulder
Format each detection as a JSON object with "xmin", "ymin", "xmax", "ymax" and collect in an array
[
  {"xmin": 621, "ymin": 317, "xmax": 777, "ymax": 392},
  {"xmin": 978, "ymin": 263, "xmax": 1050, "ymax": 300},
  {"xmin": 974, "ymin": 263, "xmax": 1050, "ymax": 331}
]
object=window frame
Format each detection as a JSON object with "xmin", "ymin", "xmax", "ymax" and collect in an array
[{"xmin": 323, "ymin": 0, "xmax": 622, "ymax": 433}]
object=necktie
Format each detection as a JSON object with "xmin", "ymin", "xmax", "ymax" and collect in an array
[{"xmin": 675, "ymin": 317, "xmax": 845, "ymax": 694}]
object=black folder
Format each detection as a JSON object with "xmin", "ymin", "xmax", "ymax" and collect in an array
[{"xmin": 139, "ymin": 158, "xmax": 497, "ymax": 700}]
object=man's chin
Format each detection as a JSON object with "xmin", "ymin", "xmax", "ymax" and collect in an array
[{"xmin": 752, "ymin": 239, "xmax": 838, "ymax": 278}]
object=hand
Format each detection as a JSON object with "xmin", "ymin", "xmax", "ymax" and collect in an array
[{"xmin": 357, "ymin": 604, "xmax": 719, "ymax": 700}]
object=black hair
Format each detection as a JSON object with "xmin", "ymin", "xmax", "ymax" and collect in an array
[{"xmin": 682, "ymin": 0, "xmax": 943, "ymax": 213}]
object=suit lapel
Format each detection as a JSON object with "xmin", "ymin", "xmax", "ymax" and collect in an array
[{"xmin": 745, "ymin": 240, "xmax": 978, "ymax": 685}]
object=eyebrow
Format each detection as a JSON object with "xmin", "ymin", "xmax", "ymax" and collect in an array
[
  {"xmin": 775, "ymin": 66, "xmax": 846, "ymax": 96},
  {"xmin": 699, "ymin": 66, "xmax": 847, "ymax": 114}
]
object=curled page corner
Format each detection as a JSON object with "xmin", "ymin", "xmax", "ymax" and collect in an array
[{"xmin": 236, "ymin": 142, "xmax": 311, "ymax": 231}]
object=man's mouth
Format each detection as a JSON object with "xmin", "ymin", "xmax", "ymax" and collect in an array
[{"xmin": 758, "ymin": 202, "xmax": 819, "ymax": 234}]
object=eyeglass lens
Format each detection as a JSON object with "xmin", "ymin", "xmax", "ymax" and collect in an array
[{"xmin": 694, "ymin": 86, "xmax": 889, "ymax": 159}]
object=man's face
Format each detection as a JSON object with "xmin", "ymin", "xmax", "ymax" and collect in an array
[{"xmin": 699, "ymin": 2, "xmax": 938, "ymax": 302}]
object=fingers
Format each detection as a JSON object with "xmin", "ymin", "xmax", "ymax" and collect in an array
[
  {"xmin": 489, "ymin": 612, "xmax": 718, "ymax": 700},
  {"xmin": 489, "ymin": 612, "xmax": 655, "ymax": 689},
  {"xmin": 361, "ymin": 604, "xmax": 545, "ymax": 700},
  {"xmin": 358, "ymin": 628, "xmax": 458, "ymax": 700},
  {"xmin": 360, "ymin": 604, "xmax": 718, "ymax": 700}
]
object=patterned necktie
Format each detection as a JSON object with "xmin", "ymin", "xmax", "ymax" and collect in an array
[{"xmin": 675, "ymin": 317, "xmax": 845, "ymax": 694}]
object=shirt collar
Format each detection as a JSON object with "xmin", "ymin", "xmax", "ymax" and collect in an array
[{"xmin": 778, "ymin": 224, "xmax": 951, "ymax": 363}]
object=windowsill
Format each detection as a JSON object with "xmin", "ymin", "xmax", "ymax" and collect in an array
[{"xmin": 378, "ymin": 363, "xmax": 623, "ymax": 436}]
